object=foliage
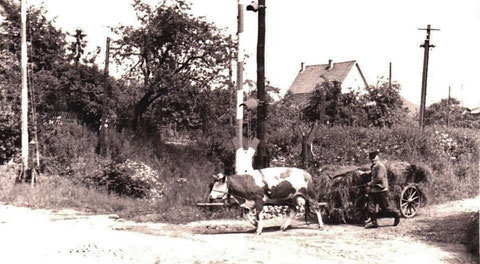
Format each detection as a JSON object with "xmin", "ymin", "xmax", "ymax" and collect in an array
[
  {"xmin": 361, "ymin": 81, "xmax": 409, "ymax": 127},
  {"xmin": 425, "ymin": 97, "xmax": 479, "ymax": 129},
  {"xmin": 297, "ymin": 79, "xmax": 410, "ymax": 128},
  {"xmin": 111, "ymin": 0, "xmax": 234, "ymax": 130},
  {"xmin": 39, "ymin": 120, "xmax": 99, "ymax": 176},
  {"xmin": 67, "ymin": 28, "xmax": 88, "ymax": 67},
  {"xmin": 0, "ymin": 50, "xmax": 20, "ymax": 164},
  {"xmin": 83, "ymin": 159, "xmax": 165, "ymax": 201},
  {"xmin": 0, "ymin": 2, "xmax": 67, "ymax": 72}
]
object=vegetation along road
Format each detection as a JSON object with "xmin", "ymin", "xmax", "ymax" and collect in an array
[{"xmin": 0, "ymin": 196, "xmax": 477, "ymax": 264}]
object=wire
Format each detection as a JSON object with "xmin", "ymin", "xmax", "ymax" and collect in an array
[{"xmin": 27, "ymin": 21, "xmax": 40, "ymax": 168}]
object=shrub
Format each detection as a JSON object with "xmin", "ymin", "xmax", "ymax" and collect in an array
[
  {"xmin": 269, "ymin": 125, "xmax": 478, "ymax": 207},
  {"xmin": 39, "ymin": 119, "xmax": 99, "ymax": 176},
  {"xmin": 84, "ymin": 159, "xmax": 165, "ymax": 200}
]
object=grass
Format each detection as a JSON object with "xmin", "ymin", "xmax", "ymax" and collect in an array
[
  {"xmin": 0, "ymin": 164, "xmax": 241, "ymax": 224},
  {"xmin": 0, "ymin": 125, "xmax": 477, "ymax": 225}
]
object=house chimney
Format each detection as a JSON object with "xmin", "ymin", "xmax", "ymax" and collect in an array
[
  {"xmin": 328, "ymin": 59, "xmax": 334, "ymax": 70},
  {"xmin": 300, "ymin": 62, "xmax": 305, "ymax": 72}
]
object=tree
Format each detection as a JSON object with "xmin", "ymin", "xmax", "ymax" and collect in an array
[
  {"xmin": 68, "ymin": 28, "xmax": 87, "ymax": 68},
  {"xmin": 112, "ymin": 0, "xmax": 234, "ymax": 130},
  {"xmin": 303, "ymin": 81, "xmax": 367, "ymax": 126},
  {"xmin": 425, "ymin": 98, "xmax": 478, "ymax": 128},
  {"xmin": 361, "ymin": 80, "xmax": 408, "ymax": 128},
  {"xmin": 0, "ymin": 50, "xmax": 21, "ymax": 164},
  {"xmin": 1, "ymin": 1, "xmax": 107, "ymax": 133}
]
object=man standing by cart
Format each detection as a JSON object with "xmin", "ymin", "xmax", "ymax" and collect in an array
[{"xmin": 365, "ymin": 151, "xmax": 401, "ymax": 228}]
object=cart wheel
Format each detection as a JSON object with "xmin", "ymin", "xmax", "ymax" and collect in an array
[{"xmin": 400, "ymin": 185, "xmax": 420, "ymax": 218}]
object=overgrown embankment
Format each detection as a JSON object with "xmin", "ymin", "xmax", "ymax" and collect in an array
[{"xmin": 0, "ymin": 123, "xmax": 478, "ymax": 225}]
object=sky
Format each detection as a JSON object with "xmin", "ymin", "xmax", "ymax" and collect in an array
[{"xmin": 27, "ymin": 0, "xmax": 480, "ymax": 108}]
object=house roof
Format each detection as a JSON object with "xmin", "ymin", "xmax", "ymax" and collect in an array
[
  {"xmin": 469, "ymin": 106, "xmax": 480, "ymax": 114},
  {"xmin": 288, "ymin": 60, "xmax": 357, "ymax": 94}
]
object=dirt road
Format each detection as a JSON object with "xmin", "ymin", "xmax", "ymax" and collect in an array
[{"xmin": 0, "ymin": 196, "xmax": 478, "ymax": 264}]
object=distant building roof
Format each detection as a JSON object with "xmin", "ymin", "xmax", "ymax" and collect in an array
[
  {"xmin": 469, "ymin": 106, "xmax": 480, "ymax": 115},
  {"xmin": 288, "ymin": 60, "xmax": 358, "ymax": 94}
]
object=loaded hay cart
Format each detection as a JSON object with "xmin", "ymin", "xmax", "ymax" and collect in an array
[{"xmin": 317, "ymin": 161, "xmax": 430, "ymax": 224}]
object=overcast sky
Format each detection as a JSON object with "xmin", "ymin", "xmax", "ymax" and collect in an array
[{"xmin": 29, "ymin": 0, "xmax": 480, "ymax": 108}]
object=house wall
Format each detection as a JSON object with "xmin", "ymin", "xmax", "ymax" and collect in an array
[{"xmin": 341, "ymin": 67, "xmax": 367, "ymax": 94}]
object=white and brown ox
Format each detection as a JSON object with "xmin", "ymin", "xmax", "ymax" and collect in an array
[{"xmin": 209, "ymin": 167, "xmax": 324, "ymax": 235}]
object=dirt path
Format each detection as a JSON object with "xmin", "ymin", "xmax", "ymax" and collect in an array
[{"xmin": 0, "ymin": 196, "xmax": 478, "ymax": 264}]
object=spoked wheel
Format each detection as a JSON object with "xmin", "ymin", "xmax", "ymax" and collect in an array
[{"xmin": 400, "ymin": 185, "xmax": 421, "ymax": 218}]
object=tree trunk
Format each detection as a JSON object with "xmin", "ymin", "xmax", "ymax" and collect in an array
[
  {"xmin": 132, "ymin": 91, "xmax": 153, "ymax": 131},
  {"xmin": 132, "ymin": 90, "xmax": 166, "ymax": 131}
]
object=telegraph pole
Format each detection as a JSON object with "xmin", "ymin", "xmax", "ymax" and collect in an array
[
  {"xmin": 249, "ymin": 0, "xmax": 267, "ymax": 169},
  {"xmin": 389, "ymin": 62, "xmax": 392, "ymax": 90},
  {"xmin": 446, "ymin": 85, "xmax": 451, "ymax": 127},
  {"xmin": 418, "ymin": 24, "xmax": 439, "ymax": 130},
  {"xmin": 20, "ymin": 0, "xmax": 29, "ymax": 181},
  {"xmin": 98, "ymin": 37, "xmax": 110, "ymax": 156}
]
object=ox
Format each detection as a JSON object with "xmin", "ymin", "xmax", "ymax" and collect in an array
[{"xmin": 209, "ymin": 167, "xmax": 324, "ymax": 235}]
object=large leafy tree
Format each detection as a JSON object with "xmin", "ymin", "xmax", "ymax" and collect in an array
[
  {"xmin": 2, "ymin": 1, "xmax": 107, "ymax": 124},
  {"xmin": 112, "ymin": 0, "xmax": 234, "ymax": 130}
]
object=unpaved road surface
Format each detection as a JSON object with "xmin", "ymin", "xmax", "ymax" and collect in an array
[{"xmin": 0, "ymin": 196, "xmax": 478, "ymax": 264}]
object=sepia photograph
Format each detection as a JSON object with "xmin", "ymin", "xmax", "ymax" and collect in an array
[{"xmin": 0, "ymin": 0, "xmax": 479, "ymax": 263}]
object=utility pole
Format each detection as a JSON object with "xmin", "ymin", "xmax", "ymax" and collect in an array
[
  {"xmin": 418, "ymin": 24, "xmax": 439, "ymax": 130},
  {"xmin": 446, "ymin": 85, "xmax": 451, "ymax": 127},
  {"xmin": 19, "ymin": 0, "xmax": 29, "ymax": 181},
  {"xmin": 248, "ymin": 0, "xmax": 267, "ymax": 169},
  {"xmin": 389, "ymin": 62, "xmax": 392, "ymax": 90},
  {"xmin": 98, "ymin": 37, "xmax": 110, "ymax": 156}
]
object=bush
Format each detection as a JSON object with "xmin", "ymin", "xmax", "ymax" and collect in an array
[
  {"xmin": 84, "ymin": 159, "xmax": 164, "ymax": 200},
  {"xmin": 269, "ymin": 125, "xmax": 478, "ymax": 205},
  {"xmin": 39, "ymin": 119, "xmax": 99, "ymax": 176}
]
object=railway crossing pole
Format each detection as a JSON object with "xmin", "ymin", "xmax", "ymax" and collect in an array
[
  {"xmin": 418, "ymin": 24, "xmax": 439, "ymax": 131},
  {"xmin": 232, "ymin": 0, "xmax": 245, "ymax": 175}
]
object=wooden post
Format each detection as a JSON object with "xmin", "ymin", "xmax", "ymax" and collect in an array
[
  {"xmin": 254, "ymin": 0, "xmax": 268, "ymax": 169},
  {"xmin": 389, "ymin": 62, "xmax": 392, "ymax": 90},
  {"xmin": 446, "ymin": 85, "xmax": 451, "ymax": 127},
  {"xmin": 98, "ymin": 37, "xmax": 110, "ymax": 156},
  {"xmin": 20, "ymin": 0, "xmax": 29, "ymax": 181}
]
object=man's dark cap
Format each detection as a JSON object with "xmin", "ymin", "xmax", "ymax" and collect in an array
[{"xmin": 369, "ymin": 151, "xmax": 379, "ymax": 160}]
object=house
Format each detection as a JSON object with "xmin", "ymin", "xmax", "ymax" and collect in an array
[{"xmin": 285, "ymin": 60, "xmax": 369, "ymax": 107}]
